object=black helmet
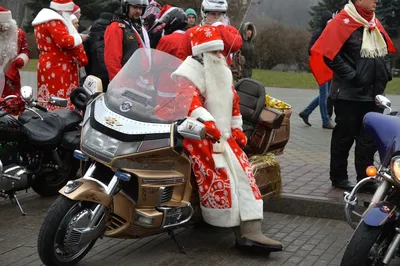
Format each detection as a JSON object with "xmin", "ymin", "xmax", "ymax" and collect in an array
[
  {"xmin": 159, "ymin": 7, "xmax": 188, "ymax": 35},
  {"xmin": 121, "ymin": 0, "xmax": 149, "ymax": 14}
]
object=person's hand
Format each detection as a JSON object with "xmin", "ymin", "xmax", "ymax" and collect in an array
[
  {"xmin": 80, "ymin": 34, "xmax": 89, "ymax": 42},
  {"xmin": 204, "ymin": 121, "xmax": 221, "ymax": 143},
  {"xmin": 232, "ymin": 128, "xmax": 247, "ymax": 147},
  {"xmin": 13, "ymin": 58, "xmax": 24, "ymax": 69}
]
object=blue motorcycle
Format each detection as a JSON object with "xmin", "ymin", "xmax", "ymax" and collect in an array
[{"xmin": 342, "ymin": 95, "xmax": 400, "ymax": 265}]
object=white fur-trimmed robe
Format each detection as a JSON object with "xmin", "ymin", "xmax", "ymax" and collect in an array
[{"xmin": 171, "ymin": 57, "xmax": 263, "ymax": 227}]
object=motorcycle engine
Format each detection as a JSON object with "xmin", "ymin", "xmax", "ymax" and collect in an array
[{"xmin": 0, "ymin": 164, "xmax": 28, "ymax": 192}]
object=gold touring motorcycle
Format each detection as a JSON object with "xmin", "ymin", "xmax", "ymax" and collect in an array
[{"xmin": 37, "ymin": 48, "xmax": 287, "ymax": 265}]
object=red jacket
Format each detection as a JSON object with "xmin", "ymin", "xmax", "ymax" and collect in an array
[
  {"xmin": 104, "ymin": 21, "xmax": 148, "ymax": 81},
  {"xmin": 156, "ymin": 30, "xmax": 186, "ymax": 57},
  {"xmin": 177, "ymin": 22, "xmax": 242, "ymax": 66}
]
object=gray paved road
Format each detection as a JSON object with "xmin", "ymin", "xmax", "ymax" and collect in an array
[{"xmin": 0, "ymin": 193, "xmax": 354, "ymax": 266}]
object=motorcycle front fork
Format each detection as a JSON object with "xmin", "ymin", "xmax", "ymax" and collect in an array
[{"xmin": 81, "ymin": 163, "xmax": 120, "ymax": 227}]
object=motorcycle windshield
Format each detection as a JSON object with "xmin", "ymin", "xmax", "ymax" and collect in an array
[{"xmin": 104, "ymin": 48, "xmax": 194, "ymax": 124}]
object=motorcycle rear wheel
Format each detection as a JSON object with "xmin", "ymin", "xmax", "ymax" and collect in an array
[
  {"xmin": 37, "ymin": 196, "xmax": 97, "ymax": 266},
  {"xmin": 341, "ymin": 221, "xmax": 390, "ymax": 266},
  {"xmin": 31, "ymin": 150, "xmax": 79, "ymax": 197}
]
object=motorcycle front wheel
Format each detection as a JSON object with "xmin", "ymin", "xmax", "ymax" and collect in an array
[
  {"xmin": 37, "ymin": 196, "xmax": 98, "ymax": 266},
  {"xmin": 341, "ymin": 221, "xmax": 392, "ymax": 266}
]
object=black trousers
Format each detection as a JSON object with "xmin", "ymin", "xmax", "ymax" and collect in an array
[
  {"xmin": 330, "ymin": 100, "xmax": 382, "ymax": 182},
  {"xmin": 327, "ymin": 96, "xmax": 333, "ymax": 118}
]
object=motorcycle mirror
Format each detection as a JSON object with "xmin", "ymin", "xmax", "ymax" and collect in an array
[
  {"xmin": 375, "ymin": 95, "xmax": 392, "ymax": 111},
  {"xmin": 177, "ymin": 118, "xmax": 206, "ymax": 140},
  {"xmin": 20, "ymin": 86, "xmax": 34, "ymax": 103},
  {"xmin": 49, "ymin": 96, "xmax": 68, "ymax": 107},
  {"xmin": 83, "ymin": 75, "xmax": 103, "ymax": 95}
]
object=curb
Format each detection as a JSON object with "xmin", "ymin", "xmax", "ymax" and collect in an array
[{"xmin": 263, "ymin": 193, "xmax": 367, "ymax": 221}]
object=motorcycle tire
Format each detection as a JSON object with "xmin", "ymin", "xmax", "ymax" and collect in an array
[
  {"xmin": 341, "ymin": 221, "xmax": 385, "ymax": 266},
  {"xmin": 31, "ymin": 150, "xmax": 79, "ymax": 197},
  {"xmin": 37, "ymin": 196, "xmax": 97, "ymax": 266}
]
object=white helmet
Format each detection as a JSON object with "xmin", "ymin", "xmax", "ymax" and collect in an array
[{"xmin": 201, "ymin": 0, "xmax": 228, "ymax": 18}]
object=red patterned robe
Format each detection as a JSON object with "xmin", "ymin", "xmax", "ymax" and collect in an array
[
  {"xmin": 171, "ymin": 57, "xmax": 263, "ymax": 227},
  {"xmin": 32, "ymin": 8, "xmax": 88, "ymax": 110},
  {"xmin": 1, "ymin": 28, "xmax": 30, "ymax": 97}
]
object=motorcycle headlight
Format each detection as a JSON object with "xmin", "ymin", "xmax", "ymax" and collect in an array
[
  {"xmin": 390, "ymin": 156, "xmax": 400, "ymax": 182},
  {"xmin": 82, "ymin": 124, "xmax": 121, "ymax": 161}
]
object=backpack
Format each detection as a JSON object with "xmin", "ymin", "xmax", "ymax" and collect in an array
[{"xmin": 230, "ymin": 50, "xmax": 246, "ymax": 81}]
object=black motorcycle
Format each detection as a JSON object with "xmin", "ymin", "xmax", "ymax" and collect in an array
[{"xmin": 0, "ymin": 86, "xmax": 83, "ymax": 215}]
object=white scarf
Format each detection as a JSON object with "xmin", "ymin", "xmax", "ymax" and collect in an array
[{"xmin": 344, "ymin": 1, "xmax": 388, "ymax": 58}]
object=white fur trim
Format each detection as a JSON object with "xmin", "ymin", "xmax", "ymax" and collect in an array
[
  {"xmin": 171, "ymin": 57, "xmax": 206, "ymax": 93},
  {"xmin": 71, "ymin": 14, "xmax": 78, "ymax": 21},
  {"xmin": 173, "ymin": 30, "xmax": 185, "ymax": 34},
  {"xmin": 231, "ymin": 115, "xmax": 243, "ymax": 130},
  {"xmin": 72, "ymin": 33, "xmax": 82, "ymax": 47},
  {"xmin": 32, "ymin": 8, "xmax": 72, "ymax": 31},
  {"xmin": 50, "ymin": 1, "xmax": 74, "ymax": 11},
  {"xmin": 211, "ymin": 21, "xmax": 224, "ymax": 27},
  {"xmin": 0, "ymin": 11, "xmax": 12, "ymax": 23},
  {"xmin": 73, "ymin": 8, "xmax": 81, "ymax": 15},
  {"xmin": 200, "ymin": 140, "xmax": 263, "ymax": 227},
  {"xmin": 212, "ymin": 153, "xmax": 225, "ymax": 168},
  {"xmin": 212, "ymin": 140, "xmax": 225, "ymax": 153},
  {"xmin": 16, "ymin": 53, "xmax": 29, "ymax": 68},
  {"xmin": 192, "ymin": 39, "xmax": 224, "ymax": 56},
  {"xmin": 190, "ymin": 107, "xmax": 215, "ymax": 122}
]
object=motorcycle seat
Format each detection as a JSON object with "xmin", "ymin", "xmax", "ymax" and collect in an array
[
  {"xmin": 19, "ymin": 109, "xmax": 82, "ymax": 131},
  {"xmin": 23, "ymin": 113, "xmax": 65, "ymax": 146}
]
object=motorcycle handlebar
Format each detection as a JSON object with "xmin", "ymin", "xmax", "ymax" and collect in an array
[{"xmin": 32, "ymin": 102, "xmax": 48, "ymax": 112}]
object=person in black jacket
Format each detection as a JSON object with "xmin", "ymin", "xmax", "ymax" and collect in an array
[
  {"xmin": 299, "ymin": 10, "xmax": 334, "ymax": 129},
  {"xmin": 240, "ymin": 22, "xmax": 256, "ymax": 78},
  {"xmin": 83, "ymin": 12, "xmax": 115, "ymax": 91},
  {"xmin": 310, "ymin": 0, "xmax": 397, "ymax": 191}
]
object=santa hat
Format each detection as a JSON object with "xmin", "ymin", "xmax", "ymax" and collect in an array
[
  {"xmin": 191, "ymin": 25, "xmax": 224, "ymax": 56},
  {"xmin": 158, "ymin": 4, "xmax": 173, "ymax": 19},
  {"xmin": 0, "ymin": 6, "xmax": 12, "ymax": 23},
  {"xmin": 50, "ymin": 0, "xmax": 75, "ymax": 12},
  {"xmin": 72, "ymin": 4, "xmax": 81, "ymax": 14}
]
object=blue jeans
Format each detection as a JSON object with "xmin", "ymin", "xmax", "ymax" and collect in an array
[{"xmin": 303, "ymin": 80, "xmax": 331, "ymax": 125}]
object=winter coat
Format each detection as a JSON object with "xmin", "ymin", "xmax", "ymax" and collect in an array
[
  {"xmin": 324, "ymin": 27, "xmax": 392, "ymax": 101},
  {"xmin": 83, "ymin": 12, "xmax": 114, "ymax": 85},
  {"xmin": 240, "ymin": 22, "xmax": 256, "ymax": 68}
]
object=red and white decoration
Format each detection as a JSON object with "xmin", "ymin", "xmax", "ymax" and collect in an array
[
  {"xmin": 72, "ymin": 4, "xmax": 81, "ymax": 15},
  {"xmin": 0, "ymin": 6, "xmax": 30, "ymax": 97},
  {"xmin": 32, "ymin": 6, "xmax": 87, "ymax": 110}
]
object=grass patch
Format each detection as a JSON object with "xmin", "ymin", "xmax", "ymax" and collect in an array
[
  {"xmin": 25, "ymin": 61, "xmax": 400, "ymax": 94},
  {"xmin": 253, "ymin": 69, "xmax": 400, "ymax": 95},
  {"xmin": 25, "ymin": 59, "xmax": 38, "ymax": 72}
]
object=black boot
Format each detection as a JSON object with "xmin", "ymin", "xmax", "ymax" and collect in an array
[
  {"xmin": 299, "ymin": 112, "xmax": 311, "ymax": 126},
  {"xmin": 234, "ymin": 220, "xmax": 283, "ymax": 252}
]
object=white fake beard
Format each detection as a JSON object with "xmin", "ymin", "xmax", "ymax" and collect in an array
[
  {"xmin": 61, "ymin": 11, "xmax": 78, "ymax": 35},
  {"xmin": 0, "ymin": 20, "xmax": 18, "ymax": 67},
  {"xmin": 203, "ymin": 52, "xmax": 233, "ymax": 136}
]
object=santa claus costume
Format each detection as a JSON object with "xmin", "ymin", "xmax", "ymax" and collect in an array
[
  {"xmin": 171, "ymin": 25, "xmax": 282, "ymax": 252},
  {"xmin": 0, "ymin": 6, "xmax": 30, "ymax": 97},
  {"xmin": 32, "ymin": 0, "xmax": 88, "ymax": 111}
]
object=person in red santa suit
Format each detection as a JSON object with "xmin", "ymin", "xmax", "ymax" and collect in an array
[
  {"xmin": 176, "ymin": 0, "xmax": 242, "ymax": 66},
  {"xmin": 0, "ymin": 6, "xmax": 30, "ymax": 97},
  {"xmin": 32, "ymin": 0, "xmax": 88, "ymax": 111},
  {"xmin": 170, "ymin": 25, "xmax": 283, "ymax": 252},
  {"xmin": 104, "ymin": 0, "xmax": 150, "ymax": 82}
]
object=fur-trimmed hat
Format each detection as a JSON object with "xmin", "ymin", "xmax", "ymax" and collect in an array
[{"xmin": 191, "ymin": 25, "xmax": 224, "ymax": 56}]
